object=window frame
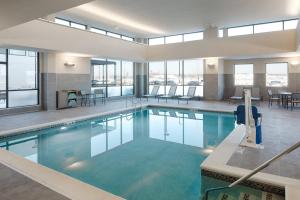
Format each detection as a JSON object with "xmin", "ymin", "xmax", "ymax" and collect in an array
[
  {"xmin": 283, "ymin": 19, "xmax": 299, "ymax": 30},
  {"xmin": 0, "ymin": 49, "xmax": 40, "ymax": 109},
  {"xmin": 90, "ymin": 27, "xmax": 106, "ymax": 35},
  {"xmin": 70, "ymin": 21, "xmax": 87, "ymax": 30},
  {"xmin": 265, "ymin": 62, "xmax": 288, "ymax": 87},
  {"xmin": 91, "ymin": 59, "xmax": 135, "ymax": 97},
  {"xmin": 149, "ymin": 37, "xmax": 165, "ymax": 45},
  {"xmin": 54, "ymin": 18, "xmax": 70, "ymax": 26},
  {"xmin": 121, "ymin": 35, "xmax": 134, "ymax": 42},
  {"xmin": 228, "ymin": 25, "xmax": 254, "ymax": 37},
  {"xmin": 218, "ymin": 29, "xmax": 224, "ymax": 38},
  {"xmin": 253, "ymin": 21, "xmax": 283, "ymax": 34},
  {"xmin": 165, "ymin": 35, "xmax": 183, "ymax": 44},
  {"xmin": 234, "ymin": 64, "xmax": 254, "ymax": 86},
  {"xmin": 183, "ymin": 32, "xmax": 203, "ymax": 42},
  {"xmin": 107, "ymin": 32, "xmax": 121, "ymax": 39},
  {"xmin": 148, "ymin": 59, "xmax": 204, "ymax": 97}
]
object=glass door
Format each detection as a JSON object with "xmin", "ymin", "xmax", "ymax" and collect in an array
[{"xmin": 0, "ymin": 64, "xmax": 6, "ymax": 108}]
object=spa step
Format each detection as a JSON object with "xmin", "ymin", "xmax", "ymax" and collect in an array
[{"xmin": 213, "ymin": 192, "xmax": 284, "ymax": 200}]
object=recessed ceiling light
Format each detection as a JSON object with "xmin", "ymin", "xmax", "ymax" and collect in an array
[{"xmin": 78, "ymin": 4, "xmax": 165, "ymax": 35}]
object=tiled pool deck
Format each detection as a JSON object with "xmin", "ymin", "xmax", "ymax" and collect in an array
[{"xmin": 1, "ymin": 98, "xmax": 300, "ymax": 198}]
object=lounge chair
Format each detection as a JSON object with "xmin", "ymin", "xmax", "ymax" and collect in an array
[
  {"xmin": 158, "ymin": 85, "xmax": 177, "ymax": 102},
  {"xmin": 78, "ymin": 90, "xmax": 87, "ymax": 106},
  {"xmin": 187, "ymin": 112, "xmax": 196, "ymax": 119},
  {"xmin": 93, "ymin": 89, "xmax": 106, "ymax": 105},
  {"xmin": 267, "ymin": 89, "xmax": 280, "ymax": 107},
  {"xmin": 143, "ymin": 85, "xmax": 160, "ymax": 101},
  {"xmin": 178, "ymin": 86, "xmax": 196, "ymax": 104},
  {"xmin": 230, "ymin": 87, "xmax": 243, "ymax": 103},
  {"xmin": 169, "ymin": 111, "xmax": 178, "ymax": 118},
  {"xmin": 251, "ymin": 87, "xmax": 262, "ymax": 104}
]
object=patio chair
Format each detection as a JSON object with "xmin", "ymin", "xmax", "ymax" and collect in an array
[
  {"xmin": 93, "ymin": 89, "xmax": 106, "ymax": 105},
  {"xmin": 230, "ymin": 87, "xmax": 243, "ymax": 103},
  {"xmin": 143, "ymin": 85, "xmax": 160, "ymax": 101},
  {"xmin": 178, "ymin": 86, "xmax": 196, "ymax": 104},
  {"xmin": 78, "ymin": 90, "xmax": 87, "ymax": 106},
  {"xmin": 291, "ymin": 93, "xmax": 300, "ymax": 111},
  {"xmin": 158, "ymin": 85, "xmax": 177, "ymax": 102},
  {"xmin": 267, "ymin": 89, "xmax": 280, "ymax": 107},
  {"xmin": 251, "ymin": 88, "xmax": 262, "ymax": 105}
]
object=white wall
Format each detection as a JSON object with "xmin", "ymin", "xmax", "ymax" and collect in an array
[
  {"xmin": 42, "ymin": 52, "xmax": 90, "ymax": 74},
  {"xmin": 0, "ymin": 19, "xmax": 147, "ymax": 62},
  {"xmin": 0, "ymin": 0, "xmax": 93, "ymax": 30}
]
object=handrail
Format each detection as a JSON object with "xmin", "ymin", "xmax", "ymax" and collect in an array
[{"xmin": 203, "ymin": 141, "xmax": 300, "ymax": 200}]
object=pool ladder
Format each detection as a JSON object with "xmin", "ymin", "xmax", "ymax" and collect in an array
[
  {"xmin": 203, "ymin": 141, "xmax": 300, "ymax": 200},
  {"xmin": 125, "ymin": 95, "xmax": 143, "ymax": 111}
]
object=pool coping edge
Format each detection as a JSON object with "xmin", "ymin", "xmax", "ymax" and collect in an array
[{"xmin": 200, "ymin": 124, "xmax": 300, "ymax": 193}]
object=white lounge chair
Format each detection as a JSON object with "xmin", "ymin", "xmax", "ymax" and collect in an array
[
  {"xmin": 230, "ymin": 87, "xmax": 243, "ymax": 103},
  {"xmin": 178, "ymin": 86, "xmax": 196, "ymax": 104},
  {"xmin": 158, "ymin": 85, "xmax": 177, "ymax": 102},
  {"xmin": 143, "ymin": 85, "xmax": 160, "ymax": 101}
]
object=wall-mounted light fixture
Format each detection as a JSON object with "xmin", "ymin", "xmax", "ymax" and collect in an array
[
  {"xmin": 64, "ymin": 62, "xmax": 75, "ymax": 67},
  {"xmin": 207, "ymin": 64, "xmax": 215, "ymax": 69},
  {"xmin": 291, "ymin": 61, "xmax": 299, "ymax": 66}
]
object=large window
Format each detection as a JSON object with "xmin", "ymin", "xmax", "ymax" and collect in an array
[
  {"xmin": 227, "ymin": 19, "xmax": 298, "ymax": 37},
  {"xmin": 121, "ymin": 36, "xmax": 134, "ymax": 42},
  {"xmin": 165, "ymin": 35, "xmax": 183, "ymax": 44},
  {"xmin": 90, "ymin": 28, "xmax": 106, "ymax": 35},
  {"xmin": 149, "ymin": 59, "xmax": 204, "ymax": 97},
  {"xmin": 254, "ymin": 21, "xmax": 283, "ymax": 34},
  {"xmin": 122, "ymin": 61, "xmax": 134, "ymax": 95},
  {"xmin": 54, "ymin": 18, "xmax": 70, "ymax": 26},
  {"xmin": 0, "ymin": 48, "xmax": 6, "ymax": 62},
  {"xmin": 266, "ymin": 63, "xmax": 288, "ymax": 87},
  {"xmin": 92, "ymin": 59, "xmax": 134, "ymax": 97},
  {"xmin": 149, "ymin": 62, "xmax": 165, "ymax": 94},
  {"xmin": 70, "ymin": 22, "xmax": 86, "ymax": 30},
  {"xmin": 107, "ymin": 32, "xmax": 121, "ymax": 39},
  {"xmin": 149, "ymin": 37, "xmax": 164, "ymax": 46},
  {"xmin": 0, "ymin": 63, "xmax": 6, "ymax": 108},
  {"xmin": 0, "ymin": 49, "xmax": 39, "ymax": 109},
  {"xmin": 54, "ymin": 18, "xmax": 135, "ymax": 43},
  {"xmin": 107, "ymin": 60, "xmax": 121, "ymax": 97},
  {"xmin": 183, "ymin": 59, "xmax": 204, "ymax": 96},
  {"xmin": 234, "ymin": 64, "xmax": 253, "ymax": 86},
  {"xmin": 183, "ymin": 32, "xmax": 203, "ymax": 42},
  {"xmin": 284, "ymin": 19, "xmax": 298, "ymax": 30},
  {"xmin": 218, "ymin": 29, "xmax": 224, "ymax": 38},
  {"xmin": 228, "ymin": 26, "xmax": 253, "ymax": 37},
  {"xmin": 166, "ymin": 60, "xmax": 183, "ymax": 95}
]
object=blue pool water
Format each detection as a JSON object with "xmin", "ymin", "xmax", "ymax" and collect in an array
[{"xmin": 0, "ymin": 107, "xmax": 235, "ymax": 200}]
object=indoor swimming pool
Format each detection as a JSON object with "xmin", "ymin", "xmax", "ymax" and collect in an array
[{"xmin": 0, "ymin": 107, "xmax": 235, "ymax": 200}]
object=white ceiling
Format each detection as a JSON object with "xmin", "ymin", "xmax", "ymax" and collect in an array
[
  {"xmin": 56, "ymin": 0, "xmax": 300, "ymax": 38},
  {"xmin": 0, "ymin": 0, "xmax": 93, "ymax": 31}
]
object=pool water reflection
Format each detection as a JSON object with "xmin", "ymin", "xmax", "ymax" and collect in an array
[{"xmin": 0, "ymin": 108, "xmax": 235, "ymax": 200}]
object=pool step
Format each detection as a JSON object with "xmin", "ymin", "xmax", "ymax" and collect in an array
[
  {"xmin": 214, "ymin": 192, "xmax": 284, "ymax": 200},
  {"xmin": 261, "ymin": 192, "xmax": 284, "ymax": 200}
]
